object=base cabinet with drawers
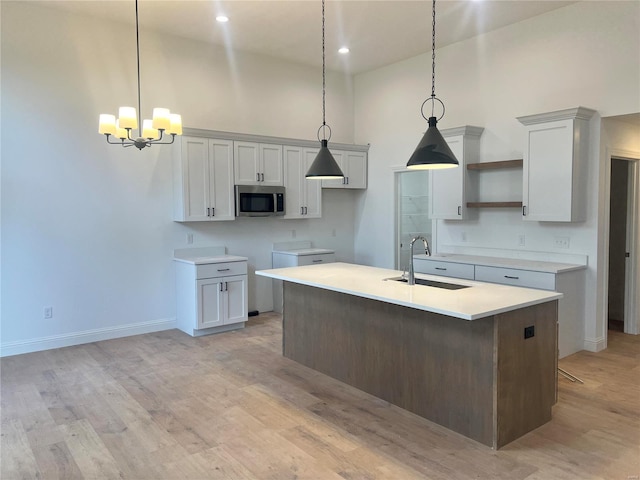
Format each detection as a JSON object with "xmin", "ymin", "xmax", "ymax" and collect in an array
[
  {"xmin": 271, "ymin": 246, "xmax": 336, "ymax": 313},
  {"xmin": 175, "ymin": 257, "xmax": 248, "ymax": 337},
  {"xmin": 413, "ymin": 255, "xmax": 586, "ymax": 358}
]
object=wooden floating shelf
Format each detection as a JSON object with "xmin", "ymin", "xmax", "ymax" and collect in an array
[
  {"xmin": 467, "ymin": 159, "xmax": 523, "ymax": 170},
  {"xmin": 467, "ymin": 201, "xmax": 523, "ymax": 208}
]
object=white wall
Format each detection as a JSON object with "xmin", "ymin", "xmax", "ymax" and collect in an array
[
  {"xmin": 354, "ymin": 1, "xmax": 640, "ymax": 352},
  {"xmin": 0, "ymin": 2, "xmax": 358, "ymax": 355}
]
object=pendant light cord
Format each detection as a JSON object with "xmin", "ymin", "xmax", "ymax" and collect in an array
[
  {"xmin": 321, "ymin": 0, "xmax": 327, "ymax": 134},
  {"xmin": 431, "ymin": 0, "xmax": 436, "ymax": 117},
  {"xmin": 135, "ymin": 0, "xmax": 142, "ymax": 137}
]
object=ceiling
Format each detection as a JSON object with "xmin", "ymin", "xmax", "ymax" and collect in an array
[{"xmin": 41, "ymin": 0, "xmax": 578, "ymax": 74}]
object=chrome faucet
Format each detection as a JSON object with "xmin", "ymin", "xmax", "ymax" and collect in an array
[{"xmin": 408, "ymin": 236, "xmax": 431, "ymax": 285}]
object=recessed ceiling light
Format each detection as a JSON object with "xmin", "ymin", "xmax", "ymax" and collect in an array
[
  {"xmin": 216, "ymin": 15, "xmax": 229, "ymax": 23},
  {"xmin": 338, "ymin": 47, "xmax": 350, "ymax": 54}
]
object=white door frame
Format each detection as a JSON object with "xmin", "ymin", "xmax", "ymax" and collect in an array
[
  {"xmin": 392, "ymin": 166, "xmax": 437, "ymax": 270},
  {"xmin": 623, "ymin": 158, "xmax": 639, "ymax": 334},
  {"xmin": 607, "ymin": 150, "xmax": 640, "ymax": 335}
]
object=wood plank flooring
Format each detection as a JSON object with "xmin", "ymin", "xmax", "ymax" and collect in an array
[{"xmin": 2, "ymin": 313, "xmax": 638, "ymax": 479}]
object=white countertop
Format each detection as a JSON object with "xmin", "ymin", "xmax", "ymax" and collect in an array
[
  {"xmin": 414, "ymin": 253, "xmax": 586, "ymax": 274},
  {"xmin": 173, "ymin": 253, "xmax": 248, "ymax": 265},
  {"xmin": 256, "ymin": 262, "xmax": 562, "ymax": 321}
]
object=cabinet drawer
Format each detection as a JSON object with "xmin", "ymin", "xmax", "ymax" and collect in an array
[
  {"xmin": 297, "ymin": 253, "xmax": 336, "ymax": 266},
  {"xmin": 413, "ymin": 259, "xmax": 475, "ymax": 280},
  {"xmin": 475, "ymin": 265, "xmax": 555, "ymax": 291},
  {"xmin": 196, "ymin": 261, "xmax": 247, "ymax": 279}
]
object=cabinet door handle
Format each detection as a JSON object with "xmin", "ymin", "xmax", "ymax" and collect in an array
[
  {"xmin": 312, "ymin": 259, "xmax": 323, "ymax": 263},
  {"xmin": 522, "ymin": 205, "xmax": 527, "ymax": 216},
  {"xmin": 261, "ymin": 173, "xmax": 264, "ymax": 182},
  {"xmin": 304, "ymin": 207, "xmax": 307, "ymax": 215},
  {"xmin": 435, "ymin": 267, "xmax": 447, "ymax": 271},
  {"xmin": 211, "ymin": 207, "xmax": 215, "ymax": 216},
  {"xmin": 207, "ymin": 207, "xmax": 210, "ymax": 217},
  {"xmin": 256, "ymin": 172, "xmax": 260, "ymax": 182},
  {"xmin": 342, "ymin": 178, "xmax": 346, "ymax": 185},
  {"xmin": 457, "ymin": 206, "xmax": 462, "ymax": 216},
  {"xmin": 504, "ymin": 275, "xmax": 520, "ymax": 280},
  {"xmin": 224, "ymin": 282, "xmax": 228, "ymax": 291},
  {"xmin": 217, "ymin": 268, "xmax": 230, "ymax": 272},
  {"xmin": 220, "ymin": 282, "xmax": 224, "ymax": 292}
]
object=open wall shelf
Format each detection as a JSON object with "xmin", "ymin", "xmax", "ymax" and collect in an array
[
  {"xmin": 466, "ymin": 159, "xmax": 523, "ymax": 208},
  {"xmin": 467, "ymin": 159, "xmax": 523, "ymax": 170}
]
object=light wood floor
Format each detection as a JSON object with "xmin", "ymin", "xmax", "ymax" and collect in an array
[{"xmin": 2, "ymin": 313, "xmax": 638, "ymax": 480}]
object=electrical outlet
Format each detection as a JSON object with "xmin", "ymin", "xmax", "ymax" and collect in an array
[
  {"xmin": 554, "ymin": 236, "xmax": 570, "ymax": 249},
  {"xmin": 44, "ymin": 307, "xmax": 53, "ymax": 319},
  {"xmin": 524, "ymin": 325, "xmax": 535, "ymax": 339},
  {"xmin": 518, "ymin": 234, "xmax": 526, "ymax": 247},
  {"xmin": 186, "ymin": 233, "xmax": 194, "ymax": 244}
]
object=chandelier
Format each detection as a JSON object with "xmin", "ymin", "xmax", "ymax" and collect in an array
[{"xmin": 98, "ymin": 0, "xmax": 182, "ymax": 150}]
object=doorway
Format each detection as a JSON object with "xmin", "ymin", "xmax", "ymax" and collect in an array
[
  {"xmin": 607, "ymin": 157, "xmax": 639, "ymax": 334},
  {"xmin": 394, "ymin": 170, "xmax": 432, "ymax": 270}
]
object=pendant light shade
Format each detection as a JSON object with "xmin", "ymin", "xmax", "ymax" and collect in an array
[
  {"xmin": 306, "ymin": 139, "xmax": 343, "ymax": 178},
  {"xmin": 407, "ymin": 116, "xmax": 458, "ymax": 169},
  {"xmin": 306, "ymin": 0, "xmax": 344, "ymax": 180},
  {"xmin": 407, "ymin": 0, "xmax": 458, "ymax": 170}
]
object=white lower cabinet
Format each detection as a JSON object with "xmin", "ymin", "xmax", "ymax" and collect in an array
[
  {"xmin": 474, "ymin": 265, "xmax": 556, "ymax": 291},
  {"xmin": 413, "ymin": 256, "xmax": 585, "ymax": 358},
  {"xmin": 198, "ymin": 275, "xmax": 247, "ymax": 329},
  {"xmin": 412, "ymin": 258, "xmax": 474, "ymax": 280},
  {"xmin": 176, "ymin": 259, "xmax": 248, "ymax": 336}
]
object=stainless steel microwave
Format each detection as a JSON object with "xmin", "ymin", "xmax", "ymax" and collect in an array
[{"xmin": 235, "ymin": 185, "xmax": 285, "ymax": 217}]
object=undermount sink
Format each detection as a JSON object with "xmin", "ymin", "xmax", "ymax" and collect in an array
[{"xmin": 384, "ymin": 276, "xmax": 470, "ymax": 290}]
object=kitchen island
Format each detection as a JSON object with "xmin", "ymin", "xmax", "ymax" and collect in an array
[{"xmin": 257, "ymin": 263, "xmax": 562, "ymax": 449}]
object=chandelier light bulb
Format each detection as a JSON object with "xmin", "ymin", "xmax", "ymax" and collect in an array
[{"xmin": 98, "ymin": 0, "xmax": 182, "ymax": 150}]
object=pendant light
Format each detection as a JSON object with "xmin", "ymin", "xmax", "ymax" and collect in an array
[
  {"xmin": 407, "ymin": 0, "xmax": 458, "ymax": 170},
  {"xmin": 98, "ymin": 0, "xmax": 182, "ymax": 150},
  {"xmin": 306, "ymin": 0, "xmax": 344, "ymax": 179}
]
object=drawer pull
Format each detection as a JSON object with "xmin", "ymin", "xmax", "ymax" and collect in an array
[
  {"xmin": 504, "ymin": 275, "xmax": 520, "ymax": 280},
  {"xmin": 435, "ymin": 267, "xmax": 447, "ymax": 271},
  {"xmin": 312, "ymin": 259, "xmax": 323, "ymax": 263},
  {"xmin": 217, "ymin": 268, "xmax": 231, "ymax": 272}
]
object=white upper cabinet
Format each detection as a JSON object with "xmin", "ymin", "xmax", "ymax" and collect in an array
[
  {"xmin": 518, "ymin": 107, "xmax": 596, "ymax": 222},
  {"xmin": 173, "ymin": 136, "xmax": 235, "ymax": 222},
  {"xmin": 283, "ymin": 146, "xmax": 322, "ymax": 219},
  {"xmin": 321, "ymin": 150, "xmax": 368, "ymax": 189},
  {"xmin": 429, "ymin": 126, "xmax": 483, "ymax": 220},
  {"xmin": 234, "ymin": 141, "xmax": 283, "ymax": 186}
]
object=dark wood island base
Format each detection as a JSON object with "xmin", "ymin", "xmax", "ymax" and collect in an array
[{"xmin": 283, "ymin": 282, "xmax": 558, "ymax": 449}]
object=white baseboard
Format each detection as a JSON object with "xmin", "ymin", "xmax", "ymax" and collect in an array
[
  {"xmin": 0, "ymin": 317, "xmax": 177, "ymax": 357},
  {"xmin": 583, "ymin": 336, "xmax": 606, "ymax": 353}
]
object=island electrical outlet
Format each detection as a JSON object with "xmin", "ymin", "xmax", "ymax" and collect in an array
[{"xmin": 524, "ymin": 325, "xmax": 535, "ymax": 339}]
